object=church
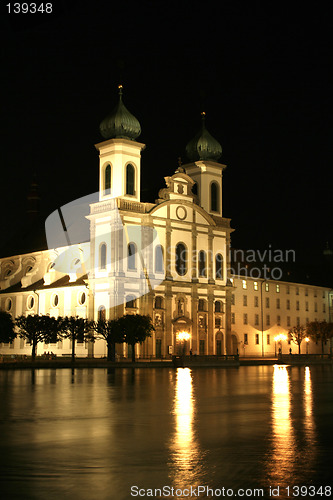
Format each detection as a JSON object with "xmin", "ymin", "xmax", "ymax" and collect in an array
[{"xmin": 0, "ymin": 87, "xmax": 331, "ymax": 358}]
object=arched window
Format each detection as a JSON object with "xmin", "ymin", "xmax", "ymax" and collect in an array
[
  {"xmin": 211, "ymin": 182, "xmax": 219, "ymax": 212},
  {"xmin": 127, "ymin": 242, "xmax": 136, "ymax": 270},
  {"xmin": 175, "ymin": 243, "xmax": 187, "ymax": 276},
  {"xmin": 98, "ymin": 306, "xmax": 106, "ymax": 321},
  {"xmin": 126, "ymin": 164, "xmax": 135, "ymax": 195},
  {"xmin": 198, "ymin": 299, "xmax": 206, "ymax": 312},
  {"xmin": 155, "ymin": 245, "xmax": 164, "ymax": 273},
  {"xmin": 215, "ymin": 253, "xmax": 223, "ymax": 279},
  {"xmin": 126, "ymin": 295, "xmax": 136, "ymax": 308},
  {"xmin": 198, "ymin": 250, "xmax": 207, "ymax": 277},
  {"xmin": 104, "ymin": 164, "xmax": 111, "ymax": 195},
  {"xmin": 100, "ymin": 243, "xmax": 107, "ymax": 270},
  {"xmin": 215, "ymin": 300, "xmax": 223, "ymax": 313},
  {"xmin": 154, "ymin": 296, "xmax": 163, "ymax": 309}
]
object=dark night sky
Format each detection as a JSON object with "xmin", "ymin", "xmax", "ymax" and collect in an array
[{"xmin": 0, "ymin": 1, "xmax": 332, "ymax": 277}]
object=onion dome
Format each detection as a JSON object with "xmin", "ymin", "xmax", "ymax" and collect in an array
[
  {"xmin": 99, "ymin": 85, "xmax": 141, "ymax": 140},
  {"xmin": 186, "ymin": 112, "xmax": 222, "ymax": 161}
]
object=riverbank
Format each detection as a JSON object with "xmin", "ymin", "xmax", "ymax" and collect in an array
[{"xmin": 0, "ymin": 354, "xmax": 331, "ymax": 370}]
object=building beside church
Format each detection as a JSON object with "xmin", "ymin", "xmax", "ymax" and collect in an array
[{"xmin": 0, "ymin": 87, "xmax": 332, "ymax": 358}]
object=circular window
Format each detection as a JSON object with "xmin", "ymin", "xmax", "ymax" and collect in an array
[
  {"xmin": 52, "ymin": 294, "xmax": 59, "ymax": 307},
  {"xmin": 176, "ymin": 206, "xmax": 187, "ymax": 221},
  {"xmin": 27, "ymin": 295, "xmax": 35, "ymax": 310},
  {"xmin": 5, "ymin": 298, "xmax": 12, "ymax": 312},
  {"xmin": 78, "ymin": 291, "xmax": 86, "ymax": 306}
]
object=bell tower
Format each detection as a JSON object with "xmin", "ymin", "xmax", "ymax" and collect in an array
[
  {"xmin": 96, "ymin": 85, "xmax": 145, "ymax": 202},
  {"xmin": 184, "ymin": 112, "xmax": 226, "ymax": 217}
]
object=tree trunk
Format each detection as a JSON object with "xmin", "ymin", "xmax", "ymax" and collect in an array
[
  {"xmin": 31, "ymin": 340, "xmax": 37, "ymax": 361},
  {"xmin": 72, "ymin": 335, "xmax": 75, "ymax": 362},
  {"xmin": 298, "ymin": 343, "xmax": 301, "ymax": 354},
  {"xmin": 107, "ymin": 342, "xmax": 116, "ymax": 362},
  {"xmin": 132, "ymin": 343, "xmax": 136, "ymax": 363}
]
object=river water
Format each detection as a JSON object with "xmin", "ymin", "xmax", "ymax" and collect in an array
[{"xmin": 0, "ymin": 365, "xmax": 332, "ymax": 500}]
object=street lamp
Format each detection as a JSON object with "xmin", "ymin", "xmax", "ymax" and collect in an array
[
  {"xmin": 176, "ymin": 331, "xmax": 191, "ymax": 355},
  {"xmin": 274, "ymin": 333, "xmax": 288, "ymax": 355},
  {"xmin": 305, "ymin": 337, "xmax": 310, "ymax": 355}
]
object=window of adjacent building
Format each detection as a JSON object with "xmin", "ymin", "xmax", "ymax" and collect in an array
[
  {"xmin": 255, "ymin": 334, "xmax": 259, "ymax": 345},
  {"xmin": 267, "ymin": 334, "xmax": 270, "ymax": 345},
  {"xmin": 296, "ymin": 301, "xmax": 299, "ymax": 311},
  {"xmin": 100, "ymin": 243, "xmax": 107, "ymax": 270},
  {"xmin": 266, "ymin": 314, "xmax": 270, "ymax": 326},
  {"xmin": 231, "ymin": 313, "xmax": 235, "ymax": 324},
  {"xmin": 215, "ymin": 300, "xmax": 222, "ymax": 313},
  {"xmin": 154, "ymin": 296, "xmax": 163, "ymax": 309},
  {"xmin": 253, "ymin": 281, "xmax": 258, "ymax": 291},
  {"xmin": 277, "ymin": 315, "xmax": 281, "ymax": 326},
  {"xmin": 276, "ymin": 298, "xmax": 280, "ymax": 309},
  {"xmin": 78, "ymin": 292, "xmax": 86, "ymax": 306},
  {"xmin": 265, "ymin": 283, "xmax": 269, "ymax": 292},
  {"xmin": 27, "ymin": 295, "xmax": 35, "ymax": 310},
  {"xmin": 314, "ymin": 302, "xmax": 317, "ymax": 312},
  {"xmin": 276, "ymin": 284, "xmax": 280, "ymax": 293},
  {"xmin": 98, "ymin": 306, "xmax": 106, "ymax": 321},
  {"xmin": 198, "ymin": 299, "xmax": 206, "ymax": 312},
  {"xmin": 231, "ymin": 294, "xmax": 235, "ymax": 305},
  {"xmin": 243, "ymin": 313, "xmax": 248, "ymax": 325},
  {"xmin": 126, "ymin": 164, "xmax": 135, "ymax": 195},
  {"xmin": 287, "ymin": 316, "xmax": 291, "ymax": 327},
  {"xmin": 242, "ymin": 280, "xmax": 247, "ymax": 290},
  {"xmin": 127, "ymin": 242, "xmax": 136, "ymax": 270},
  {"xmin": 255, "ymin": 314, "xmax": 259, "ymax": 326},
  {"xmin": 126, "ymin": 295, "xmax": 136, "ymax": 308},
  {"xmin": 155, "ymin": 245, "xmax": 164, "ymax": 273},
  {"xmin": 215, "ymin": 253, "xmax": 223, "ymax": 279},
  {"xmin": 244, "ymin": 333, "xmax": 248, "ymax": 345},
  {"xmin": 296, "ymin": 287, "xmax": 299, "ymax": 295},
  {"xmin": 5, "ymin": 298, "xmax": 12, "ymax": 312},
  {"xmin": 176, "ymin": 243, "xmax": 187, "ymax": 276},
  {"xmin": 51, "ymin": 294, "xmax": 59, "ymax": 307},
  {"xmin": 254, "ymin": 296, "xmax": 259, "ymax": 307},
  {"xmin": 243, "ymin": 295, "xmax": 247, "ymax": 306},
  {"xmin": 104, "ymin": 164, "xmax": 111, "ymax": 195},
  {"xmin": 210, "ymin": 182, "xmax": 219, "ymax": 212},
  {"xmin": 266, "ymin": 297, "xmax": 270, "ymax": 308},
  {"xmin": 286, "ymin": 285, "xmax": 290, "ymax": 295},
  {"xmin": 286, "ymin": 299, "xmax": 290, "ymax": 310},
  {"xmin": 198, "ymin": 250, "xmax": 207, "ymax": 277}
]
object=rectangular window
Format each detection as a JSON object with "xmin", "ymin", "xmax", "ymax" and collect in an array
[
  {"xmin": 266, "ymin": 298, "xmax": 270, "ymax": 308},
  {"xmin": 286, "ymin": 285, "xmax": 290, "ymax": 295},
  {"xmin": 277, "ymin": 315, "xmax": 281, "ymax": 326},
  {"xmin": 255, "ymin": 334, "xmax": 259, "ymax": 345},
  {"xmin": 243, "ymin": 295, "xmax": 247, "ymax": 306},
  {"xmin": 323, "ymin": 291, "xmax": 325, "ymax": 299},
  {"xmin": 254, "ymin": 296, "xmax": 259, "ymax": 307},
  {"xmin": 255, "ymin": 314, "xmax": 259, "ymax": 326},
  {"xmin": 276, "ymin": 284, "xmax": 280, "ymax": 293},
  {"xmin": 231, "ymin": 313, "xmax": 235, "ymax": 324},
  {"xmin": 287, "ymin": 316, "xmax": 291, "ymax": 327},
  {"xmin": 243, "ymin": 313, "xmax": 248, "ymax": 325},
  {"xmin": 296, "ymin": 300, "xmax": 299, "ymax": 311},
  {"xmin": 266, "ymin": 314, "xmax": 270, "ymax": 326},
  {"xmin": 242, "ymin": 280, "xmax": 247, "ymax": 290},
  {"xmin": 253, "ymin": 281, "xmax": 258, "ymax": 291},
  {"xmin": 244, "ymin": 333, "xmax": 248, "ymax": 345},
  {"xmin": 265, "ymin": 283, "xmax": 269, "ymax": 292},
  {"xmin": 215, "ymin": 317, "xmax": 221, "ymax": 328},
  {"xmin": 276, "ymin": 298, "xmax": 280, "ymax": 309},
  {"xmin": 267, "ymin": 334, "xmax": 270, "ymax": 345},
  {"xmin": 287, "ymin": 299, "xmax": 290, "ymax": 310},
  {"xmin": 305, "ymin": 301, "xmax": 309, "ymax": 311}
]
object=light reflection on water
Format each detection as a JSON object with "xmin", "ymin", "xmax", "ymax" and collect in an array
[{"xmin": 0, "ymin": 366, "xmax": 332, "ymax": 500}]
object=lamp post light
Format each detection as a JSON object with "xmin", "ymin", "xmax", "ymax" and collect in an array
[
  {"xmin": 177, "ymin": 331, "xmax": 191, "ymax": 356},
  {"xmin": 305, "ymin": 337, "xmax": 310, "ymax": 355},
  {"xmin": 274, "ymin": 333, "xmax": 288, "ymax": 356}
]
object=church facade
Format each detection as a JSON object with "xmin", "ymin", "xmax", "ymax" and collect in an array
[{"xmin": 0, "ymin": 88, "xmax": 332, "ymax": 358}]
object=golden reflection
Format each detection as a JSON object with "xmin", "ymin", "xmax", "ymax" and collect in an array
[
  {"xmin": 169, "ymin": 368, "xmax": 204, "ymax": 491},
  {"xmin": 304, "ymin": 367, "xmax": 315, "ymax": 438},
  {"xmin": 268, "ymin": 365, "xmax": 296, "ymax": 483}
]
